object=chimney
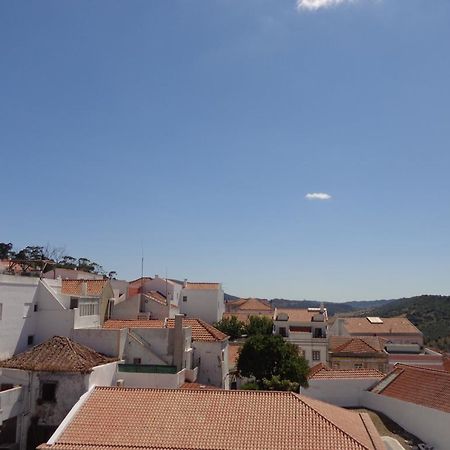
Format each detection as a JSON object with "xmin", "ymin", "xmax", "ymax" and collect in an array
[
  {"xmin": 155, "ymin": 274, "xmax": 159, "ymax": 279},
  {"xmin": 174, "ymin": 314, "xmax": 184, "ymax": 371},
  {"xmin": 116, "ymin": 379, "xmax": 124, "ymax": 387},
  {"xmin": 183, "ymin": 278, "xmax": 188, "ymax": 288}
]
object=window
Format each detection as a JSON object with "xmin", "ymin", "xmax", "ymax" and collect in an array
[
  {"xmin": 41, "ymin": 382, "xmax": 57, "ymax": 403},
  {"xmin": 70, "ymin": 297, "xmax": 79, "ymax": 309},
  {"xmin": 354, "ymin": 363, "xmax": 363, "ymax": 369},
  {"xmin": 182, "ymin": 296, "xmax": 187, "ymax": 302},
  {"xmin": 79, "ymin": 302, "xmax": 99, "ymax": 316},
  {"xmin": 312, "ymin": 350, "xmax": 321, "ymax": 361},
  {"xmin": 133, "ymin": 358, "xmax": 142, "ymax": 365},
  {"xmin": 27, "ymin": 335, "xmax": 34, "ymax": 346},
  {"xmin": 279, "ymin": 327, "xmax": 287, "ymax": 337},
  {"xmin": 34, "ymin": 304, "xmax": 38, "ymax": 312}
]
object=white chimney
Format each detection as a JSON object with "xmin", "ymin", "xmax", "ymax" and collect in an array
[
  {"xmin": 155, "ymin": 274, "xmax": 159, "ymax": 279},
  {"xmin": 116, "ymin": 379, "xmax": 124, "ymax": 387},
  {"xmin": 183, "ymin": 278, "xmax": 188, "ymax": 288}
]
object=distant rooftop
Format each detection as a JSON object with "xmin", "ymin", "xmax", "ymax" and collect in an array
[
  {"xmin": 61, "ymin": 279, "xmax": 107, "ymax": 296},
  {"xmin": 309, "ymin": 364, "xmax": 384, "ymax": 380},
  {"xmin": 340, "ymin": 317, "xmax": 422, "ymax": 335}
]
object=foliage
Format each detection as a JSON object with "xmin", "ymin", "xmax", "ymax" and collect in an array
[
  {"xmin": 245, "ymin": 315, "xmax": 273, "ymax": 336},
  {"xmin": 237, "ymin": 334, "xmax": 309, "ymax": 389},
  {"xmin": 261, "ymin": 375, "xmax": 300, "ymax": 392},
  {"xmin": 240, "ymin": 381, "xmax": 259, "ymax": 390},
  {"xmin": 214, "ymin": 316, "xmax": 245, "ymax": 340},
  {"xmin": 0, "ymin": 241, "xmax": 115, "ymax": 278}
]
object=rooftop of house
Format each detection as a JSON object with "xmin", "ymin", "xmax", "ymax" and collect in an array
[
  {"xmin": 370, "ymin": 364, "xmax": 450, "ymax": 413},
  {"xmin": 61, "ymin": 279, "xmax": 107, "ymax": 296},
  {"xmin": 339, "ymin": 317, "xmax": 422, "ymax": 335},
  {"xmin": 38, "ymin": 387, "xmax": 385, "ymax": 450},
  {"xmin": 309, "ymin": 364, "xmax": 385, "ymax": 380},
  {"xmin": 0, "ymin": 336, "xmax": 117, "ymax": 373},
  {"xmin": 184, "ymin": 281, "xmax": 221, "ymax": 290},
  {"xmin": 274, "ymin": 307, "xmax": 328, "ymax": 323},
  {"xmin": 329, "ymin": 336, "xmax": 387, "ymax": 355},
  {"xmin": 227, "ymin": 298, "xmax": 272, "ymax": 311},
  {"xmin": 222, "ymin": 311, "xmax": 273, "ymax": 323},
  {"xmin": 143, "ymin": 290, "xmax": 168, "ymax": 306},
  {"xmin": 103, "ymin": 318, "xmax": 228, "ymax": 342}
]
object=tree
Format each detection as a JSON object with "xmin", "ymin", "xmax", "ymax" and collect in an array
[
  {"xmin": 0, "ymin": 242, "xmax": 13, "ymax": 259},
  {"xmin": 214, "ymin": 316, "xmax": 245, "ymax": 340},
  {"xmin": 237, "ymin": 334, "xmax": 309, "ymax": 390},
  {"xmin": 245, "ymin": 315, "xmax": 273, "ymax": 336}
]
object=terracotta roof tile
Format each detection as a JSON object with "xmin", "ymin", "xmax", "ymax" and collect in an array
[
  {"xmin": 371, "ymin": 364, "xmax": 450, "ymax": 413},
  {"xmin": 330, "ymin": 337, "xmax": 386, "ymax": 354},
  {"xmin": 103, "ymin": 318, "xmax": 228, "ymax": 342},
  {"xmin": 0, "ymin": 336, "xmax": 117, "ymax": 373},
  {"xmin": 309, "ymin": 366, "xmax": 384, "ymax": 380},
  {"xmin": 341, "ymin": 317, "xmax": 422, "ymax": 335},
  {"xmin": 61, "ymin": 279, "xmax": 107, "ymax": 296},
  {"xmin": 185, "ymin": 282, "xmax": 221, "ymax": 290},
  {"xmin": 227, "ymin": 298, "xmax": 272, "ymax": 312},
  {"xmin": 39, "ymin": 387, "xmax": 385, "ymax": 450},
  {"xmin": 274, "ymin": 308, "xmax": 327, "ymax": 322}
]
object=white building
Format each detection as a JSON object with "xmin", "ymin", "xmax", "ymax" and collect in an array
[
  {"xmin": 103, "ymin": 317, "xmax": 229, "ymax": 388},
  {"xmin": 0, "ymin": 275, "xmax": 119, "ymax": 361},
  {"xmin": 0, "ymin": 336, "xmax": 118, "ymax": 450},
  {"xmin": 177, "ymin": 280, "xmax": 225, "ymax": 324},
  {"xmin": 273, "ymin": 307, "xmax": 328, "ymax": 366}
]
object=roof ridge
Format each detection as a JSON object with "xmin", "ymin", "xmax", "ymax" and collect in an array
[
  {"xmin": 394, "ymin": 363, "xmax": 450, "ymax": 375},
  {"xmin": 292, "ymin": 394, "xmax": 372, "ymax": 450}
]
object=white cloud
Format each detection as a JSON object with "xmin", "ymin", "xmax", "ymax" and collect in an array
[
  {"xmin": 297, "ymin": 0, "xmax": 354, "ymax": 11},
  {"xmin": 305, "ymin": 192, "xmax": 332, "ymax": 200}
]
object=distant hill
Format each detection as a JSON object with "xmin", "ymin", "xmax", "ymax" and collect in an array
[
  {"xmin": 361, "ymin": 295, "xmax": 450, "ymax": 352},
  {"xmin": 343, "ymin": 299, "xmax": 393, "ymax": 310}
]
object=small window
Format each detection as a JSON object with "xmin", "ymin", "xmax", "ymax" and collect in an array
[
  {"xmin": 354, "ymin": 363, "xmax": 363, "ymax": 369},
  {"xmin": 182, "ymin": 296, "xmax": 187, "ymax": 302},
  {"xmin": 312, "ymin": 350, "xmax": 321, "ymax": 361},
  {"xmin": 41, "ymin": 382, "xmax": 57, "ymax": 403},
  {"xmin": 27, "ymin": 335, "xmax": 34, "ymax": 346},
  {"xmin": 133, "ymin": 358, "xmax": 142, "ymax": 365},
  {"xmin": 34, "ymin": 304, "xmax": 38, "ymax": 312},
  {"xmin": 70, "ymin": 297, "xmax": 79, "ymax": 309}
]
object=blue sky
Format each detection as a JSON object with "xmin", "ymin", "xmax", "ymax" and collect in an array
[{"xmin": 1, "ymin": 0, "xmax": 449, "ymax": 301}]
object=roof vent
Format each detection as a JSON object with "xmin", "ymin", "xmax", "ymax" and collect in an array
[{"xmin": 367, "ymin": 317, "xmax": 383, "ymax": 324}]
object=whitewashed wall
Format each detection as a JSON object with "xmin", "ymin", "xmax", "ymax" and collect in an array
[
  {"xmin": 361, "ymin": 391, "xmax": 450, "ymax": 450},
  {"xmin": 193, "ymin": 341, "xmax": 229, "ymax": 388},
  {"xmin": 301, "ymin": 378, "xmax": 382, "ymax": 407},
  {"xmin": 179, "ymin": 288, "xmax": 224, "ymax": 324}
]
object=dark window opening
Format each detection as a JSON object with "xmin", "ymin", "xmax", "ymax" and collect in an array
[
  {"xmin": 34, "ymin": 304, "xmax": 38, "ymax": 312},
  {"xmin": 27, "ymin": 335, "xmax": 34, "ymax": 346},
  {"xmin": 41, "ymin": 382, "xmax": 57, "ymax": 403},
  {"xmin": 133, "ymin": 358, "xmax": 142, "ymax": 365},
  {"xmin": 279, "ymin": 327, "xmax": 287, "ymax": 337},
  {"xmin": 182, "ymin": 296, "xmax": 187, "ymax": 302},
  {"xmin": 70, "ymin": 297, "xmax": 79, "ymax": 309}
]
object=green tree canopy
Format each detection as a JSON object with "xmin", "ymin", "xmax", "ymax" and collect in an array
[
  {"xmin": 237, "ymin": 334, "xmax": 309, "ymax": 390},
  {"xmin": 245, "ymin": 315, "xmax": 273, "ymax": 336},
  {"xmin": 214, "ymin": 316, "xmax": 245, "ymax": 340}
]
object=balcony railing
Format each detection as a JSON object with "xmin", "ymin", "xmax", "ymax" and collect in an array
[{"xmin": 118, "ymin": 364, "xmax": 177, "ymax": 374}]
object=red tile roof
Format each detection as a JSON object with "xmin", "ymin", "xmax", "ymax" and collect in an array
[
  {"xmin": 181, "ymin": 382, "xmax": 219, "ymax": 390},
  {"xmin": 103, "ymin": 318, "xmax": 228, "ymax": 342},
  {"xmin": 371, "ymin": 364, "xmax": 450, "ymax": 413},
  {"xmin": 274, "ymin": 308, "xmax": 327, "ymax": 322},
  {"xmin": 0, "ymin": 336, "xmax": 117, "ymax": 373},
  {"xmin": 185, "ymin": 282, "xmax": 221, "ymax": 290},
  {"xmin": 330, "ymin": 337, "xmax": 387, "ymax": 354},
  {"xmin": 61, "ymin": 279, "xmax": 107, "ymax": 296},
  {"xmin": 341, "ymin": 317, "xmax": 422, "ymax": 335},
  {"xmin": 309, "ymin": 366, "xmax": 384, "ymax": 380},
  {"xmin": 39, "ymin": 387, "xmax": 385, "ymax": 450},
  {"xmin": 227, "ymin": 298, "xmax": 272, "ymax": 312}
]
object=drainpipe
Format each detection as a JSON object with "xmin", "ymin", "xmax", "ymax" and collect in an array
[{"xmin": 174, "ymin": 314, "xmax": 184, "ymax": 371}]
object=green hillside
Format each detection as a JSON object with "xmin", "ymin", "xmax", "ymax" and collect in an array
[{"xmin": 364, "ymin": 295, "xmax": 450, "ymax": 352}]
